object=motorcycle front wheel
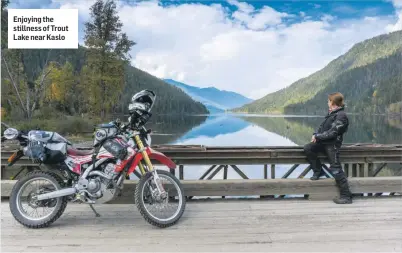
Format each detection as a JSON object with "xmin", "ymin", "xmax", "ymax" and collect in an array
[
  {"xmin": 9, "ymin": 171, "xmax": 68, "ymax": 228},
  {"xmin": 135, "ymin": 169, "xmax": 186, "ymax": 228}
]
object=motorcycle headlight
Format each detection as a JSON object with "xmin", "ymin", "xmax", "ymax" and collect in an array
[{"xmin": 4, "ymin": 128, "xmax": 19, "ymax": 140}]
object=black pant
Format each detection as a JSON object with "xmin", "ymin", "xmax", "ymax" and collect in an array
[{"xmin": 303, "ymin": 142, "xmax": 343, "ymax": 175}]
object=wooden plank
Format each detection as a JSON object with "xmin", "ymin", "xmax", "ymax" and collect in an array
[
  {"xmin": 1, "ymin": 198, "xmax": 402, "ymax": 252},
  {"xmin": 2, "ymin": 146, "xmax": 402, "ymax": 158},
  {"xmin": 2, "ymin": 145, "xmax": 401, "ymax": 155},
  {"xmin": 2, "ymin": 177, "xmax": 401, "ymax": 201},
  {"xmin": 3, "ymin": 155, "xmax": 402, "ymax": 167}
]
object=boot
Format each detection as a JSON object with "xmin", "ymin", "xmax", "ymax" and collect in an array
[
  {"xmin": 333, "ymin": 173, "xmax": 352, "ymax": 204},
  {"xmin": 310, "ymin": 169, "xmax": 325, "ymax": 180},
  {"xmin": 310, "ymin": 172, "xmax": 321, "ymax": 180}
]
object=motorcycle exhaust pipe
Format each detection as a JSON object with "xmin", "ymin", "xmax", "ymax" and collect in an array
[{"xmin": 36, "ymin": 188, "xmax": 77, "ymax": 201}]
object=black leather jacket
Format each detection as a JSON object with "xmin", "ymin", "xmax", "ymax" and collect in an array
[{"xmin": 314, "ymin": 106, "xmax": 349, "ymax": 145}]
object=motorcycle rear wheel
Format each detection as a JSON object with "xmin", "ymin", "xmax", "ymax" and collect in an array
[
  {"xmin": 135, "ymin": 169, "xmax": 186, "ymax": 228},
  {"xmin": 9, "ymin": 171, "xmax": 68, "ymax": 228}
]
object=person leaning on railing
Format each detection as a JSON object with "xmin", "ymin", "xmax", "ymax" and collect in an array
[{"xmin": 303, "ymin": 92, "xmax": 352, "ymax": 204}]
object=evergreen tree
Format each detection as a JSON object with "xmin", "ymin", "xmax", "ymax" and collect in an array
[
  {"xmin": 83, "ymin": 0, "xmax": 135, "ymax": 118},
  {"xmin": 1, "ymin": 0, "xmax": 9, "ymax": 49}
]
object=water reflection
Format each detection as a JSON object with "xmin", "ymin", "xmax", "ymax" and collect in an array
[
  {"xmin": 151, "ymin": 114, "xmax": 401, "ymax": 180},
  {"xmin": 173, "ymin": 115, "xmax": 249, "ymax": 143},
  {"xmin": 167, "ymin": 115, "xmax": 306, "ymax": 181},
  {"xmin": 166, "ymin": 114, "xmax": 402, "ymax": 146}
]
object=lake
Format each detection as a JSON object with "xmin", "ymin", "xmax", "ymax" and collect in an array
[
  {"xmin": 132, "ymin": 113, "xmax": 402, "ymax": 181},
  {"xmin": 146, "ymin": 113, "xmax": 402, "ymax": 146}
]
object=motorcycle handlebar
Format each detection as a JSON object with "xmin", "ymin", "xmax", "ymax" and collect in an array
[{"xmin": 1, "ymin": 122, "xmax": 11, "ymax": 129}]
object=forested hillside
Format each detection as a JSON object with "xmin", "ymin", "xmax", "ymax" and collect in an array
[
  {"xmin": 1, "ymin": 0, "xmax": 207, "ymax": 134},
  {"xmin": 233, "ymin": 30, "xmax": 402, "ymax": 115}
]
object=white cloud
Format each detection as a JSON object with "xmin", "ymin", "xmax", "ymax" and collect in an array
[
  {"xmin": 53, "ymin": 0, "xmax": 94, "ymax": 17},
  {"xmin": 227, "ymin": 0, "xmax": 254, "ymax": 14},
  {"xmin": 321, "ymin": 14, "xmax": 335, "ymax": 22},
  {"xmin": 386, "ymin": 0, "xmax": 402, "ymax": 32},
  {"xmin": 54, "ymin": 0, "xmax": 402, "ymax": 99},
  {"xmin": 230, "ymin": 3, "xmax": 291, "ymax": 30},
  {"xmin": 391, "ymin": 0, "xmax": 402, "ymax": 8}
]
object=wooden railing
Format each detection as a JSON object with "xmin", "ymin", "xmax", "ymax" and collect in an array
[{"xmin": 1, "ymin": 144, "xmax": 401, "ymax": 201}]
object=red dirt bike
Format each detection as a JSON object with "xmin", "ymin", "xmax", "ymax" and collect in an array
[{"xmin": 3, "ymin": 90, "xmax": 186, "ymax": 228}]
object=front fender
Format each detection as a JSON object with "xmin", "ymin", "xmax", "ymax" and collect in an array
[{"xmin": 127, "ymin": 147, "xmax": 177, "ymax": 174}]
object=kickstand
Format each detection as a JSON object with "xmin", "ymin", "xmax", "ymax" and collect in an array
[{"xmin": 89, "ymin": 204, "xmax": 101, "ymax": 217}]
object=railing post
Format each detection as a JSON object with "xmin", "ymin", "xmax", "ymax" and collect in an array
[
  {"xmin": 222, "ymin": 165, "xmax": 228, "ymax": 199},
  {"xmin": 364, "ymin": 163, "xmax": 369, "ymax": 177},
  {"xmin": 356, "ymin": 164, "xmax": 360, "ymax": 177},
  {"xmin": 179, "ymin": 165, "xmax": 184, "ymax": 180}
]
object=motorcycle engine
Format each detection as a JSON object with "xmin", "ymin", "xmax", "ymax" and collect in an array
[{"xmin": 86, "ymin": 163, "xmax": 123, "ymax": 204}]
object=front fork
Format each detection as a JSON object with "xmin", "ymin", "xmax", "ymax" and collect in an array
[{"xmin": 134, "ymin": 135, "xmax": 166, "ymax": 197}]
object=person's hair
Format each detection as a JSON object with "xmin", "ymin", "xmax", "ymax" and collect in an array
[{"xmin": 328, "ymin": 92, "xmax": 345, "ymax": 107}]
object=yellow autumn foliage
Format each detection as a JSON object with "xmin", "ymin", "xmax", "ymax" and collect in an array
[
  {"xmin": 45, "ymin": 62, "xmax": 75, "ymax": 105},
  {"xmin": 0, "ymin": 107, "xmax": 6, "ymax": 119}
]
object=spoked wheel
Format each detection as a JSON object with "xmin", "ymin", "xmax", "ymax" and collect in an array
[
  {"xmin": 9, "ymin": 171, "xmax": 68, "ymax": 228},
  {"xmin": 135, "ymin": 169, "xmax": 186, "ymax": 228}
]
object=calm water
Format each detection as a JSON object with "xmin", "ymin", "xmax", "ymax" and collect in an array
[
  {"xmin": 134, "ymin": 113, "xmax": 402, "ymax": 181},
  {"xmin": 146, "ymin": 113, "xmax": 402, "ymax": 146}
]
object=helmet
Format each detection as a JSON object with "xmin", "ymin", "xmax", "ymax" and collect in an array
[
  {"xmin": 128, "ymin": 90, "xmax": 156, "ymax": 114},
  {"xmin": 127, "ymin": 90, "xmax": 156, "ymax": 128}
]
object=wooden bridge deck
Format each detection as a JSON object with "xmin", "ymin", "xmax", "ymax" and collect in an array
[{"xmin": 2, "ymin": 197, "xmax": 402, "ymax": 252}]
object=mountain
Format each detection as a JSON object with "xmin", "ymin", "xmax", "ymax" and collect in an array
[
  {"xmin": 164, "ymin": 79, "xmax": 253, "ymax": 113},
  {"xmin": 1, "ymin": 5, "xmax": 208, "ymax": 122},
  {"xmin": 0, "ymin": 46, "xmax": 209, "ymax": 118},
  {"xmin": 242, "ymin": 114, "xmax": 402, "ymax": 146},
  {"xmin": 232, "ymin": 30, "xmax": 402, "ymax": 115},
  {"xmin": 119, "ymin": 67, "xmax": 209, "ymax": 115}
]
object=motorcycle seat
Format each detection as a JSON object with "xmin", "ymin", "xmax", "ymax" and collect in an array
[
  {"xmin": 67, "ymin": 147, "xmax": 93, "ymax": 156},
  {"xmin": 96, "ymin": 123, "xmax": 116, "ymax": 128}
]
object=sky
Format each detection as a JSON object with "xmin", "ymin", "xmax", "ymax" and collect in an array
[{"xmin": 8, "ymin": 0, "xmax": 402, "ymax": 99}]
